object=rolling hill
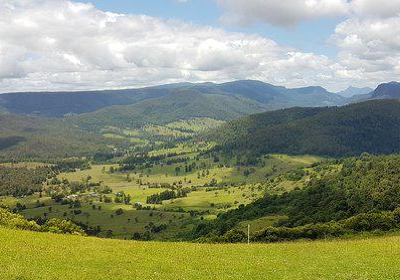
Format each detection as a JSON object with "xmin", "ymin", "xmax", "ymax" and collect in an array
[
  {"xmin": 0, "ymin": 114, "xmax": 112, "ymax": 160},
  {"xmin": 71, "ymin": 88, "xmax": 267, "ymax": 130},
  {"xmin": 207, "ymin": 99, "xmax": 400, "ymax": 157}
]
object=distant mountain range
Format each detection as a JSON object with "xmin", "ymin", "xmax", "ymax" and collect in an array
[
  {"xmin": 347, "ymin": 81, "xmax": 400, "ymax": 103},
  {"xmin": 0, "ymin": 80, "xmax": 345, "ymax": 120},
  {"xmin": 1, "ymin": 81, "xmax": 399, "ymax": 131},
  {"xmin": 336, "ymin": 86, "xmax": 373, "ymax": 98}
]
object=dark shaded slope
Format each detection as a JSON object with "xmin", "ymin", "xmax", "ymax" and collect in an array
[
  {"xmin": 348, "ymin": 82, "xmax": 400, "ymax": 104},
  {"xmin": 208, "ymin": 99, "xmax": 400, "ymax": 157},
  {"xmin": 371, "ymin": 82, "xmax": 400, "ymax": 99},
  {"xmin": 0, "ymin": 88, "xmax": 177, "ymax": 117},
  {"xmin": 0, "ymin": 114, "xmax": 111, "ymax": 159}
]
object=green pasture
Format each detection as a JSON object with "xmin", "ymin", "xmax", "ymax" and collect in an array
[{"xmin": 2, "ymin": 226, "xmax": 400, "ymax": 280}]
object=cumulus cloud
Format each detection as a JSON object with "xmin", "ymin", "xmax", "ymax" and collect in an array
[
  {"xmin": 0, "ymin": 0, "xmax": 349, "ymax": 92},
  {"xmin": 331, "ymin": 15, "xmax": 400, "ymax": 85},
  {"xmin": 0, "ymin": 0, "xmax": 399, "ymax": 93},
  {"xmin": 351, "ymin": 0, "xmax": 400, "ymax": 18},
  {"xmin": 214, "ymin": 0, "xmax": 400, "ymax": 89},
  {"xmin": 216, "ymin": 0, "xmax": 400, "ymax": 27},
  {"xmin": 216, "ymin": 0, "xmax": 350, "ymax": 27},
  {"xmin": 323, "ymin": 0, "xmax": 400, "ymax": 86}
]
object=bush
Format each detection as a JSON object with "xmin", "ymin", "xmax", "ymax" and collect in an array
[
  {"xmin": 222, "ymin": 229, "xmax": 246, "ymax": 243},
  {"xmin": 0, "ymin": 207, "xmax": 85, "ymax": 236},
  {"xmin": 42, "ymin": 218, "xmax": 85, "ymax": 235},
  {"xmin": 344, "ymin": 212, "xmax": 397, "ymax": 232},
  {"xmin": 0, "ymin": 208, "xmax": 41, "ymax": 231},
  {"xmin": 252, "ymin": 222, "xmax": 347, "ymax": 242}
]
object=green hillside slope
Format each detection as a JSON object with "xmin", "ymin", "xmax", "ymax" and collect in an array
[
  {"xmin": 208, "ymin": 99, "xmax": 400, "ymax": 156},
  {"xmin": 1, "ymin": 226, "xmax": 400, "ymax": 280},
  {"xmin": 192, "ymin": 153, "xmax": 400, "ymax": 242},
  {"xmin": 0, "ymin": 114, "xmax": 112, "ymax": 160},
  {"xmin": 72, "ymin": 90, "xmax": 266, "ymax": 130}
]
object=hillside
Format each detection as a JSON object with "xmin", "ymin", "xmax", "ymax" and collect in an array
[
  {"xmin": 193, "ymin": 153, "xmax": 400, "ymax": 240},
  {"xmin": 348, "ymin": 81, "xmax": 400, "ymax": 103},
  {"xmin": 0, "ymin": 80, "xmax": 345, "ymax": 121},
  {"xmin": 2, "ymin": 226, "xmax": 400, "ymax": 280},
  {"xmin": 207, "ymin": 99, "xmax": 400, "ymax": 156},
  {"xmin": 370, "ymin": 81, "xmax": 400, "ymax": 99},
  {"xmin": 71, "ymin": 89, "xmax": 266, "ymax": 130},
  {"xmin": 0, "ymin": 114, "xmax": 112, "ymax": 160},
  {"xmin": 0, "ymin": 90, "xmax": 138, "ymax": 117}
]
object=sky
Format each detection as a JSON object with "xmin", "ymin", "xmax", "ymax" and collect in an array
[{"xmin": 1, "ymin": 0, "xmax": 400, "ymax": 93}]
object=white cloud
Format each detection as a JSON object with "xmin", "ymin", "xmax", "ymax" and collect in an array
[
  {"xmin": 216, "ymin": 0, "xmax": 350, "ymax": 27},
  {"xmin": 327, "ymin": 0, "xmax": 400, "ymax": 87},
  {"xmin": 0, "ymin": 0, "xmax": 351, "ymax": 92},
  {"xmin": 216, "ymin": 0, "xmax": 400, "ymax": 26},
  {"xmin": 351, "ymin": 0, "xmax": 400, "ymax": 18},
  {"xmin": 0, "ymin": 0, "xmax": 400, "ymax": 93},
  {"xmin": 214, "ymin": 0, "xmax": 400, "ymax": 89}
]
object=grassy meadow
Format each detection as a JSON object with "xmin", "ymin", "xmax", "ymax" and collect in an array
[
  {"xmin": 1, "ymin": 226, "xmax": 400, "ymax": 280},
  {"xmin": 0, "ymin": 152, "xmax": 324, "ymax": 240}
]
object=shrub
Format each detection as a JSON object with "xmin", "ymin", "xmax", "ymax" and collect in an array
[
  {"xmin": 0, "ymin": 207, "xmax": 85, "ymax": 236},
  {"xmin": 42, "ymin": 218, "xmax": 85, "ymax": 235}
]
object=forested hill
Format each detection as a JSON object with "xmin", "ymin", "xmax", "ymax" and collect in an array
[
  {"xmin": 70, "ymin": 89, "xmax": 266, "ymax": 130},
  {"xmin": 0, "ymin": 114, "xmax": 112, "ymax": 160},
  {"xmin": 206, "ymin": 99, "xmax": 400, "ymax": 157},
  {"xmin": 0, "ymin": 80, "xmax": 344, "ymax": 118},
  {"xmin": 193, "ymin": 153, "xmax": 400, "ymax": 239}
]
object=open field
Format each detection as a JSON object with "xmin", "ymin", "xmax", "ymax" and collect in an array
[
  {"xmin": 99, "ymin": 118, "xmax": 225, "ymax": 149},
  {"xmin": 0, "ymin": 153, "xmax": 326, "ymax": 240},
  {"xmin": 1, "ymin": 226, "xmax": 400, "ymax": 280}
]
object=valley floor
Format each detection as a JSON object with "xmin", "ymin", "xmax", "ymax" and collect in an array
[{"xmin": 1, "ymin": 227, "xmax": 399, "ymax": 280}]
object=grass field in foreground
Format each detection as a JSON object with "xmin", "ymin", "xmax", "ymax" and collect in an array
[{"xmin": 1, "ymin": 227, "xmax": 400, "ymax": 280}]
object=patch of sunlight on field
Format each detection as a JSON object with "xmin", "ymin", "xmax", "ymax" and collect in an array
[
  {"xmin": 160, "ymin": 185, "xmax": 262, "ymax": 212},
  {"xmin": 270, "ymin": 154, "xmax": 324, "ymax": 165},
  {"xmin": 102, "ymin": 133, "xmax": 125, "ymax": 139}
]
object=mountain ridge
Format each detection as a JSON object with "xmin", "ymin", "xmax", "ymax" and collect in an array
[{"xmin": 0, "ymin": 80, "xmax": 345, "ymax": 118}]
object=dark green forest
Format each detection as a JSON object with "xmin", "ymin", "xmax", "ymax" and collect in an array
[
  {"xmin": 0, "ymin": 114, "xmax": 119, "ymax": 160},
  {"xmin": 206, "ymin": 99, "xmax": 400, "ymax": 156}
]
